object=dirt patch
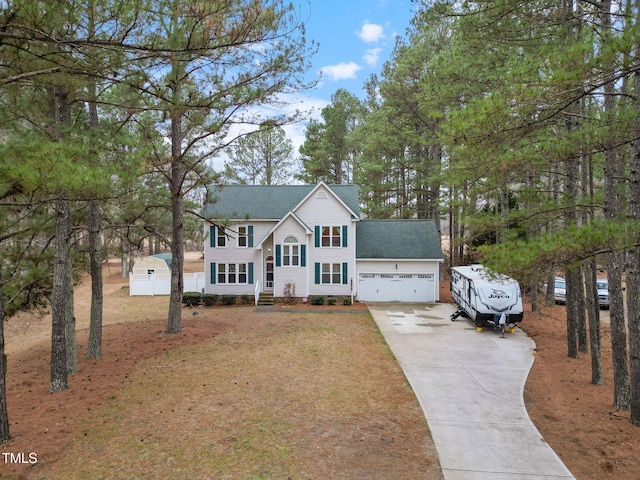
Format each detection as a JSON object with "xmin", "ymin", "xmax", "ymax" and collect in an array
[{"xmin": 521, "ymin": 304, "xmax": 640, "ymax": 480}]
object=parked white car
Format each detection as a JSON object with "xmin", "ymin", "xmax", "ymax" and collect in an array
[
  {"xmin": 596, "ymin": 278, "xmax": 610, "ymax": 308},
  {"xmin": 546, "ymin": 276, "xmax": 609, "ymax": 308},
  {"xmin": 553, "ymin": 277, "xmax": 566, "ymax": 304}
]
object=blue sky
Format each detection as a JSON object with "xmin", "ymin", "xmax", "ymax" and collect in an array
[
  {"xmin": 282, "ymin": 0, "xmax": 416, "ymax": 149},
  {"xmin": 220, "ymin": 1, "xmax": 416, "ymax": 169},
  {"xmin": 303, "ymin": 0, "xmax": 415, "ymax": 104}
]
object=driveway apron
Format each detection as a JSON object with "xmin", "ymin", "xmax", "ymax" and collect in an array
[{"xmin": 367, "ymin": 302, "xmax": 575, "ymax": 480}]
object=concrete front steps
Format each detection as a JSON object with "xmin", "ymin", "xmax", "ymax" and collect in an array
[{"xmin": 257, "ymin": 291, "xmax": 274, "ymax": 306}]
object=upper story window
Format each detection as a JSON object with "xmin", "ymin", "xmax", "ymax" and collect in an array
[
  {"xmin": 238, "ymin": 226, "xmax": 248, "ymax": 247},
  {"xmin": 314, "ymin": 225, "xmax": 347, "ymax": 248},
  {"xmin": 282, "ymin": 236, "xmax": 299, "ymax": 267},
  {"xmin": 211, "ymin": 225, "xmax": 252, "ymax": 249},
  {"xmin": 321, "ymin": 226, "xmax": 341, "ymax": 247},
  {"xmin": 217, "ymin": 226, "xmax": 226, "ymax": 247}
]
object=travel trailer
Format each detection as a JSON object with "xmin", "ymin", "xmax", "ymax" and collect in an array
[{"xmin": 450, "ymin": 264, "xmax": 523, "ymax": 334}]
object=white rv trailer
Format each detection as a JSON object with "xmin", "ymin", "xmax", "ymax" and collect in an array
[{"xmin": 450, "ymin": 264, "xmax": 523, "ymax": 332}]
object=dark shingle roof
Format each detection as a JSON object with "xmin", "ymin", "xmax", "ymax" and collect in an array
[
  {"xmin": 202, "ymin": 184, "xmax": 360, "ymax": 219},
  {"xmin": 356, "ymin": 219, "xmax": 444, "ymax": 260}
]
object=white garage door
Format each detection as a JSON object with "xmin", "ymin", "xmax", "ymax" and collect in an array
[{"xmin": 358, "ymin": 273, "xmax": 435, "ymax": 302}]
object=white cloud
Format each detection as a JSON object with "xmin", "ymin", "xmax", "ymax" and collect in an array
[
  {"xmin": 357, "ymin": 23, "xmax": 385, "ymax": 43},
  {"xmin": 320, "ymin": 62, "xmax": 362, "ymax": 81},
  {"xmin": 363, "ymin": 48, "xmax": 383, "ymax": 67}
]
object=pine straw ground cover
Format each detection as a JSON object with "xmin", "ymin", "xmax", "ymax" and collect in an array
[{"xmin": 2, "ymin": 284, "xmax": 441, "ymax": 479}]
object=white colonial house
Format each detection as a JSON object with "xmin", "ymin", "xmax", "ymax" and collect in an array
[{"xmin": 202, "ymin": 182, "xmax": 444, "ymax": 303}]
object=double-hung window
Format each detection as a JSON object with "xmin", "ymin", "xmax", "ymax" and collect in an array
[
  {"xmin": 282, "ymin": 236, "xmax": 299, "ymax": 266},
  {"xmin": 321, "ymin": 263, "xmax": 342, "ymax": 284},
  {"xmin": 314, "ymin": 262, "xmax": 347, "ymax": 285},
  {"xmin": 321, "ymin": 226, "xmax": 341, "ymax": 247},
  {"xmin": 217, "ymin": 263, "xmax": 248, "ymax": 284},
  {"xmin": 315, "ymin": 225, "xmax": 347, "ymax": 248},
  {"xmin": 216, "ymin": 226, "xmax": 226, "ymax": 247},
  {"xmin": 237, "ymin": 226, "xmax": 248, "ymax": 247},
  {"xmin": 238, "ymin": 264, "xmax": 247, "ymax": 283}
]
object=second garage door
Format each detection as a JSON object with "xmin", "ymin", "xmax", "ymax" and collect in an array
[{"xmin": 358, "ymin": 273, "xmax": 435, "ymax": 302}]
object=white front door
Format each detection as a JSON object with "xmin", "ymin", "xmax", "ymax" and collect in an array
[{"xmin": 265, "ymin": 256, "xmax": 274, "ymax": 290}]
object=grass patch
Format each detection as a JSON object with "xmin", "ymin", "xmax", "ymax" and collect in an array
[{"xmin": 35, "ymin": 310, "xmax": 438, "ymax": 479}]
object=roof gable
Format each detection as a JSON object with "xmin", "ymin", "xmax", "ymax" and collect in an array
[
  {"xmin": 356, "ymin": 219, "xmax": 444, "ymax": 260},
  {"xmin": 202, "ymin": 184, "xmax": 360, "ymax": 220},
  {"xmin": 255, "ymin": 211, "xmax": 312, "ymax": 248},
  {"xmin": 290, "ymin": 182, "xmax": 359, "ymax": 219}
]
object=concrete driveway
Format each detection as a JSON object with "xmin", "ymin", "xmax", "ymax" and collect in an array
[{"xmin": 367, "ymin": 302, "xmax": 575, "ymax": 480}]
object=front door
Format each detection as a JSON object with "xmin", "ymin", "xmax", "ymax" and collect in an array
[{"xmin": 265, "ymin": 256, "xmax": 274, "ymax": 290}]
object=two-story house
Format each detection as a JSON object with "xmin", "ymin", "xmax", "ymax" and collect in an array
[{"xmin": 202, "ymin": 182, "xmax": 444, "ymax": 303}]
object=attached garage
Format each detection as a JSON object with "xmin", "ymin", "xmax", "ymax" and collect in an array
[
  {"xmin": 358, "ymin": 273, "xmax": 436, "ymax": 302},
  {"xmin": 355, "ymin": 219, "xmax": 444, "ymax": 303}
]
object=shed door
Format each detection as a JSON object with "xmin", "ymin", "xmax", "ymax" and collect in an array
[{"xmin": 358, "ymin": 273, "xmax": 435, "ymax": 302}]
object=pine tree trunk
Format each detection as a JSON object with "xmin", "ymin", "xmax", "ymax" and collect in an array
[
  {"xmin": 530, "ymin": 282, "xmax": 540, "ymax": 313},
  {"xmin": 86, "ymin": 200, "xmax": 103, "ymax": 359},
  {"xmin": 51, "ymin": 197, "xmax": 69, "ymax": 392},
  {"xmin": 583, "ymin": 259, "xmax": 603, "ymax": 385},
  {"xmin": 86, "ymin": 73, "xmax": 103, "ymax": 359},
  {"xmin": 564, "ymin": 135, "xmax": 580, "ymax": 359},
  {"xmin": 576, "ymin": 266, "xmax": 588, "ymax": 354},
  {"xmin": 629, "ymin": 245, "xmax": 640, "ymax": 424},
  {"xmin": 0, "ymin": 270, "xmax": 11, "ymax": 443},
  {"xmin": 167, "ymin": 186, "xmax": 184, "ymax": 334},
  {"xmin": 121, "ymin": 235, "xmax": 128, "ymax": 279},
  {"xmin": 565, "ymin": 265, "xmax": 580, "ymax": 359},
  {"xmin": 627, "ymin": 28, "xmax": 640, "ymax": 423},
  {"xmin": 50, "ymin": 82, "xmax": 73, "ymax": 391},
  {"xmin": 65, "ymin": 268, "xmax": 76, "ymax": 375},
  {"xmin": 607, "ymin": 251, "xmax": 630, "ymax": 408},
  {"xmin": 545, "ymin": 270, "xmax": 555, "ymax": 307},
  {"xmin": 600, "ymin": 0, "xmax": 630, "ymax": 411},
  {"xmin": 166, "ymin": 111, "xmax": 184, "ymax": 334}
]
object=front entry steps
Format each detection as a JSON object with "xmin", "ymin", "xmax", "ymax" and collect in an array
[{"xmin": 257, "ymin": 291, "xmax": 274, "ymax": 306}]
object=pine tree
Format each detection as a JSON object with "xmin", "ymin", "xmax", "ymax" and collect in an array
[{"xmin": 225, "ymin": 122, "xmax": 296, "ymax": 185}]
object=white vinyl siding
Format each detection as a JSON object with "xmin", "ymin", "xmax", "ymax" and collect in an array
[
  {"xmin": 272, "ymin": 218, "xmax": 310, "ymax": 296},
  {"xmin": 295, "ymin": 186, "xmax": 356, "ymax": 297},
  {"xmin": 204, "ymin": 221, "xmax": 275, "ymax": 295}
]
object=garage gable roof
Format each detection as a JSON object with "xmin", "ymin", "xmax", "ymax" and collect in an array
[
  {"xmin": 203, "ymin": 183, "xmax": 360, "ymax": 219},
  {"xmin": 356, "ymin": 219, "xmax": 443, "ymax": 260}
]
